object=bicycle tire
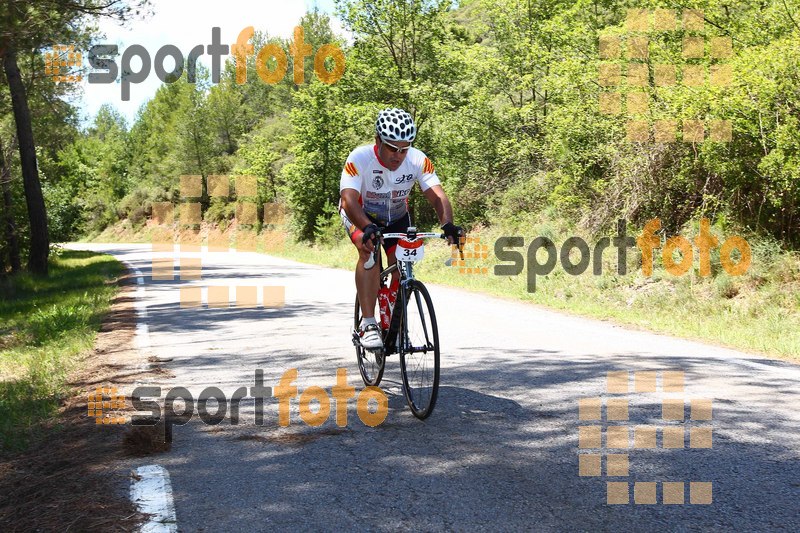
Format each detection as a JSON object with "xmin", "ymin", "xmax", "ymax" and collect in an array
[
  {"xmin": 354, "ymin": 295, "xmax": 385, "ymax": 386},
  {"xmin": 399, "ymin": 280, "xmax": 440, "ymax": 419}
]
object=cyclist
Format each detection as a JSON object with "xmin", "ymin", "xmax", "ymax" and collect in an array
[{"xmin": 340, "ymin": 108, "xmax": 463, "ymax": 351}]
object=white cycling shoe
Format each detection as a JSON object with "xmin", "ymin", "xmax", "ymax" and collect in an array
[{"xmin": 359, "ymin": 323, "xmax": 384, "ymax": 351}]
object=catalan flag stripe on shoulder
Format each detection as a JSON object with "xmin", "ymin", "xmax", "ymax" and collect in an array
[
  {"xmin": 423, "ymin": 157, "xmax": 434, "ymax": 174},
  {"xmin": 345, "ymin": 162, "xmax": 358, "ymax": 176}
]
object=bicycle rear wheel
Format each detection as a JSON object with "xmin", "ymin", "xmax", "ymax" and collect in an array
[
  {"xmin": 399, "ymin": 280, "xmax": 440, "ymax": 419},
  {"xmin": 354, "ymin": 296, "xmax": 385, "ymax": 386}
]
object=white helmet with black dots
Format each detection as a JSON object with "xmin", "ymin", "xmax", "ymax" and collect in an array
[{"xmin": 375, "ymin": 108, "xmax": 416, "ymax": 143}]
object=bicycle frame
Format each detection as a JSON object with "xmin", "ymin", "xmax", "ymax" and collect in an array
[
  {"xmin": 383, "ymin": 262, "xmax": 411, "ymax": 354},
  {"xmin": 369, "ymin": 230, "xmax": 442, "ymax": 354}
]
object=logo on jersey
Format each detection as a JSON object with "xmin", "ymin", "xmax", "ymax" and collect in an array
[
  {"xmin": 394, "ymin": 173, "xmax": 414, "ymax": 184},
  {"xmin": 372, "ymin": 176, "xmax": 384, "ymax": 189},
  {"xmin": 423, "ymin": 157, "xmax": 434, "ymax": 174},
  {"xmin": 366, "ymin": 191, "xmax": 391, "ymax": 199},
  {"xmin": 372, "ymin": 170, "xmax": 383, "ymax": 174},
  {"xmin": 344, "ymin": 162, "xmax": 358, "ymax": 177},
  {"xmin": 392, "ymin": 189, "xmax": 410, "ymax": 199}
]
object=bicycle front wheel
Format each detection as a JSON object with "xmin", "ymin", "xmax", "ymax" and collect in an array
[{"xmin": 399, "ymin": 280, "xmax": 440, "ymax": 419}]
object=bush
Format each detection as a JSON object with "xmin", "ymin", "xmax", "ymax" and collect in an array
[
  {"xmin": 714, "ymin": 275, "xmax": 739, "ymax": 299},
  {"xmin": 116, "ymin": 187, "xmax": 167, "ymax": 226},
  {"xmin": 495, "ymin": 171, "xmax": 551, "ymax": 230},
  {"xmin": 204, "ymin": 198, "xmax": 236, "ymax": 231},
  {"xmin": 44, "ymin": 183, "xmax": 84, "ymax": 242},
  {"xmin": 314, "ymin": 202, "xmax": 345, "ymax": 246}
]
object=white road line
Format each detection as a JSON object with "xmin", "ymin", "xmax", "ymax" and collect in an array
[
  {"xmin": 130, "ymin": 465, "xmax": 178, "ymax": 533},
  {"xmin": 128, "ymin": 265, "xmax": 151, "ymax": 350}
]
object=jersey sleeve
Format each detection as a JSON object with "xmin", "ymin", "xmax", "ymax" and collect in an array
[
  {"xmin": 340, "ymin": 152, "xmax": 362, "ymax": 193},
  {"xmin": 416, "ymin": 153, "xmax": 441, "ymax": 192}
]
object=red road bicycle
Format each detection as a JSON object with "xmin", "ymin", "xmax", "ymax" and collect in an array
[{"xmin": 352, "ymin": 226, "xmax": 462, "ymax": 419}]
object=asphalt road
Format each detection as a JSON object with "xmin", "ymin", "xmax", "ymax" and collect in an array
[{"xmin": 71, "ymin": 243, "xmax": 800, "ymax": 532}]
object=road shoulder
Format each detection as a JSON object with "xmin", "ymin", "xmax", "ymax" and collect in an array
[{"xmin": 0, "ymin": 266, "xmax": 171, "ymax": 531}]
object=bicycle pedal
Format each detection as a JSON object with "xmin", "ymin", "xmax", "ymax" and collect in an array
[{"xmin": 351, "ymin": 330, "xmax": 363, "ymax": 347}]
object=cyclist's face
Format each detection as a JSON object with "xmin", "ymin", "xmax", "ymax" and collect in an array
[{"xmin": 376, "ymin": 137, "xmax": 411, "ymax": 171}]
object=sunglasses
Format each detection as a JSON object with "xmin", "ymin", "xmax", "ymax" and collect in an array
[{"xmin": 381, "ymin": 139, "xmax": 412, "ymax": 153}]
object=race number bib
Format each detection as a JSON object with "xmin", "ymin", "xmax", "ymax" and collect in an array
[{"xmin": 396, "ymin": 238, "xmax": 424, "ymax": 262}]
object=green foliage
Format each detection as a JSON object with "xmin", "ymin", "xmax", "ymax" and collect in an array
[
  {"xmin": 233, "ymin": 116, "xmax": 293, "ymax": 204},
  {"xmin": 204, "ymin": 198, "xmax": 236, "ymax": 230},
  {"xmin": 314, "ymin": 201, "xmax": 346, "ymax": 245},
  {"xmin": 6, "ymin": 1, "xmax": 800, "ymax": 262},
  {"xmin": 0, "ymin": 250, "xmax": 123, "ymax": 450},
  {"xmin": 282, "ymin": 80, "xmax": 371, "ymax": 241},
  {"xmin": 6, "ymin": 2, "xmax": 796, "ymax": 361},
  {"xmin": 47, "ymin": 104, "xmax": 130, "ymax": 237}
]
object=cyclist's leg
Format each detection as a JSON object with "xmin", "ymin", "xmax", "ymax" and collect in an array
[{"xmin": 341, "ymin": 207, "xmax": 380, "ymax": 320}]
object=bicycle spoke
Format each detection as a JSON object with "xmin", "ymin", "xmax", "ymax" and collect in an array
[{"xmin": 412, "ymin": 289, "xmax": 430, "ymax": 344}]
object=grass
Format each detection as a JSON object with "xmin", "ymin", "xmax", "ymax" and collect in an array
[
  {"xmin": 0, "ymin": 249, "xmax": 124, "ymax": 451},
  {"xmin": 88, "ymin": 219, "xmax": 800, "ymax": 360}
]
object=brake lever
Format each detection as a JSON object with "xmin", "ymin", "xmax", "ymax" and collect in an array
[
  {"xmin": 363, "ymin": 233, "xmax": 382, "ymax": 270},
  {"xmin": 365, "ymin": 249, "xmax": 377, "ymax": 270},
  {"xmin": 443, "ymin": 234, "xmax": 466, "ymax": 267}
]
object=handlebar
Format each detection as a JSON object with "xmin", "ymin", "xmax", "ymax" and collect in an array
[
  {"xmin": 380, "ymin": 232, "xmax": 442, "ymax": 239},
  {"xmin": 364, "ymin": 229, "xmax": 465, "ymax": 270}
]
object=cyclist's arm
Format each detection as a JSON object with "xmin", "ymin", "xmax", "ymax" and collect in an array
[
  {"xmin": 422, "ymin": 185, "xmax": 454, "ymax": 226},
  {"xmin": 340, "ymin": 188, "xmax": 375, "ymax": 231}
]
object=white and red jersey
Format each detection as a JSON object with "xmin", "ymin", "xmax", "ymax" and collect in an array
[{"xmin": 339, "ymin": 144, "xmax": 441, "ymax": 225}]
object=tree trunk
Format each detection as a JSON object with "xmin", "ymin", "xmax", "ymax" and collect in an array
[
  {"xmin": 0, "ymin": 137, "xmax": 21, "ymax": 274},
  {"xmin": 2, "ymin": 47, "xmax": 49, "ymax": 275}
]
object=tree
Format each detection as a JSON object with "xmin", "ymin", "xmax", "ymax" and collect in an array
[
  {"xmin": 336, "ymin": 0, "xmax": 453, "ymax": 118},
  {"xmin": 0, "ymin": 132, "xmax": 21, "ymax": 273},
  {"xmin": 282, "ymin": 80, "xmax": 367, "ymax": 240},
  {"xmin": 2, "ymin": 31, "xmax": 49, "ymax": 275},
  {"xmin": 235, "ymin": 117, "xmax": 293, "ymax": 204},
  {"xmin": 207, "ymin": 77, "xmax": 246, "ymax": 158},
  {"xmin": 0, "ymin": 0, "xmax": 147, "ymax": 275},
  {"xmin": 178, "ymin": 76, "xmax": 214, "ymax": 179},
  {"xmin": 52, "ymin": 104, "xmax": 128, "ymax": 237}
]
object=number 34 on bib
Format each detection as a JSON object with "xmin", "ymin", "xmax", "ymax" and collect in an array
[{"xmin": 396, "ymin": 238, "xmax": 424, "ymax": 262}]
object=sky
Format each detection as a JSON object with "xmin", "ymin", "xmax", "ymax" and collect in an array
[{"xmin": 70, "ymin": 0, "xmax": 342, "ymax": 127}]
